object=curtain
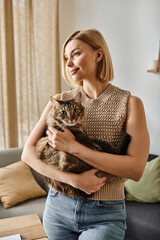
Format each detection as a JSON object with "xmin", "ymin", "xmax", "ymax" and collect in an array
[{"xmin": 0, "ymin": 0, "xmax": 60, "ymax": 149}]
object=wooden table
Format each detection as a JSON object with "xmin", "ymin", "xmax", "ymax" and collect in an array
[{"xmin": 0, "ymin": 213, "xmax": 48, "ymax": 240}]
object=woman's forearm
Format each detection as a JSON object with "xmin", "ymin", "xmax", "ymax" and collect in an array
[
  {"xmin": 21, "ymin": 145, "xmax": 76, "ymax": 186},
  {"xmin": 69, "ymin": 140, "xmax": 148, "ymax": 181},
  {"xmin": 21, "ymin": 144, "xmax": 106, "ymax": 195}
]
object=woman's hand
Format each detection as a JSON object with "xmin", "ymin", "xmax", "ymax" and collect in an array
[
  {"xmin": 46, "ymin": 126, "xmax": 76, "ymax": 153},
  {"xmin": 72, "ymin": 169, "xmax": 107, "ymax": 195}
]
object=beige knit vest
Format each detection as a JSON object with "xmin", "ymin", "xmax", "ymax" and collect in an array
[{"xmin": 61, "ymin": 84, "xmax": 131, "ymax": 200}]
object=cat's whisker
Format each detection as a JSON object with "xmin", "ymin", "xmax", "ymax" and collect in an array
[{"xmin": 61, "ymin": 123, "xmax": 67, "ymax": 130}]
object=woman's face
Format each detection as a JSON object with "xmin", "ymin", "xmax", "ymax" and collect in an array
[{"xmin": 64, "ymin": 39, "xmax": 98, "ymax": 83}]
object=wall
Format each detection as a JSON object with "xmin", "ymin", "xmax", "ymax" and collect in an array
[{"xmin": 59, "ymin": 0, "xmax": 160, "ymax": 155}]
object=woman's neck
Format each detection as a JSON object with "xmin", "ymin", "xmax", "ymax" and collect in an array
[{"xmin": 82, "ymin": 80, "xmax": 109, "ymax": 99}]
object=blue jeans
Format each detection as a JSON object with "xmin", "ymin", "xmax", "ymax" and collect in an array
[{"xmin": 43, "ymin": 188, "xmax": 126, "ymax": 240}]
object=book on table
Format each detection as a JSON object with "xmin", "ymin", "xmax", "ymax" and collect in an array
[{"xmin": 0, "ymin": 234, "xmax": 21, "ymax": 240}]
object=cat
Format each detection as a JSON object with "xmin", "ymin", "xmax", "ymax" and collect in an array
[{"xmin": 35, "ymin": 92, "xmax": 130, "ymax": 198}]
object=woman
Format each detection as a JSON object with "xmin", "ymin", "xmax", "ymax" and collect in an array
[{"xmin": 22, "ymin": 29, "xmax": 150, "ymax": 240}]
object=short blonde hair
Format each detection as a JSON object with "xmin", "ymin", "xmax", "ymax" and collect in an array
[{"xmin": 62, "ymin": 29, "xmax": 114, "ymax": 87}]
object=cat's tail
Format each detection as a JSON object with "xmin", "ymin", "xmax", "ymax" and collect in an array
[{"xmin": 118, "ymin": 133, "xmax": 131, "ymax": 155}]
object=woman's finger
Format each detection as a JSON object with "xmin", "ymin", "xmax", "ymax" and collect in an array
[{"xmin": 48, "ymin": 126, "xmax": 59, "ymax": 134}]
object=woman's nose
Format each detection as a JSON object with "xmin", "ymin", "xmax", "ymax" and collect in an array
[{"xmin": 66, "ymin": 58, "xmax": 74, "ymax": 67}]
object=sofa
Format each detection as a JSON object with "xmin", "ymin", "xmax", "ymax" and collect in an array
[
  {"xmin": 0, "ymin": 147, "xmax": 48, "ymax": 221},
  {"xmin": 0, "ymin": 148, "xmax": 160, "ymax": 240},
  {"xmin": 124, "ymin": 154, "xmax": 160, "ymax": 240}
]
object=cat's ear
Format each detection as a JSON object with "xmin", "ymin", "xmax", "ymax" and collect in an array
[
  {"xmin": 50, "ymin": 96, "xmax": 60, "ymax": 107},
  {"xmin": 74, "ymin": 92, "xmax": 82, "ymax": 104}
]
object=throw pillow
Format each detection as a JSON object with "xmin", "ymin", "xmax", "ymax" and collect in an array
[
  {"xmin": 125, "ymin": 156, "xmax": 160, "ymax": 203},
  {"xmin": 0, "ymin": 161, "xmax": 47, "ymax": 208}
]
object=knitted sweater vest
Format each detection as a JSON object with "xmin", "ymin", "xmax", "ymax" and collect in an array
[{"xmin": 61, "ymin": 84, "xmax": 131, "ymax": 200}]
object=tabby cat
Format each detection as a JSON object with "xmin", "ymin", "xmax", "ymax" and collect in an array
[{"xmin": 36, "ymin": 92, "xmax": 130, "ymax": 198}]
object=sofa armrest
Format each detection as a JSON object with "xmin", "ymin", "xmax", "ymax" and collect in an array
[{"xmin": 0, "ymin": 147, "xmax": 23, "ymax": 167}]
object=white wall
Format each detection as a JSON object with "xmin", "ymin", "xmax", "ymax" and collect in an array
[{"xmin": 59, "ymin": 0, "xmax": 160, "ymax": 155}]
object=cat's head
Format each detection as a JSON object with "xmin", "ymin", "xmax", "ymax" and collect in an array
[{"xmin": 47, "ymin": 92, "xmax": 85, "ymax": 128}]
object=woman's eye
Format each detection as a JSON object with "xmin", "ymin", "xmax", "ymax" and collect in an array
[
  {"xmin": 73, "ymin": 52, "xmax": 80, "ymax": 57},
  {"xmin": 61, "ymin": 110, "xmax": 67, "ymax": 116},
  {"xmin": 74, "ymin": 108, "xmax": 79, "ymax": 113},
  {"xmin": 64, "ymin": 56, "xmax": 68, "ymax": 62}
]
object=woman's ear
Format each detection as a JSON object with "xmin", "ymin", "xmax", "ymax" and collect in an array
[{"xmin": 96, "ymin": 48, "xmax": 103, "ymax": 62}]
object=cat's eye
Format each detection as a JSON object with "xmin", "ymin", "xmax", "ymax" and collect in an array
[
  {"xmin": 61, "ymin": 110, "xmax": 67, "ymax": 116},
  {"xmin": 74, "ymin": 108, "xmax": 79, "ymax": 113}
]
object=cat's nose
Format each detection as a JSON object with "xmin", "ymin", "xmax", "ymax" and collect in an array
[{"xmin": 69, "ymin": 117, "xmax": 73, "ymax": 121}]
